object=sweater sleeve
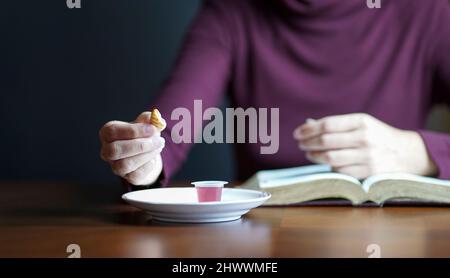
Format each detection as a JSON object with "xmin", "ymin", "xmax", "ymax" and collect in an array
[
  {"xmin": 151, "ymin": 0, "xmax": 234, "ymax": 185},
  {"xmin": 418, "ymin": 0, "xmax": 450, "ymax": 179}
]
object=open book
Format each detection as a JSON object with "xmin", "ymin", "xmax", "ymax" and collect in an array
[{"xmin": 240, "ymin": 164, "xmax": 450, "ymax": 206}]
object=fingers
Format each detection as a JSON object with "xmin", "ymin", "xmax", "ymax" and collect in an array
[
  {"xmin": 99, "ymin": 112, "xmax": 167, "ymax": 186},
  {"xmin": 99, "ymin": 121, "xmax": 158, "ymax": 143},
  {"xmin": 135, "ymin": 112, "xmax": 152, "ymax": 124},
  {"xmin": 294, "ymin": 113, "xmax": 367, "ymax": 140},
  {"xmin": 110, "ymin": 146, "xmax": 164, "ymax": 176},
  {"xmin": 306, "ymin": 149, "xmax": 368, "ymax": 168},
  {"xmin": 299, "ymin": 130, "xmax": 366, "ymax": 151},
  {"xmin": 125, "ymin": 156, "xmax": 163, "ymax": 185},
  {"xmin": 101, "ymin": 136, "xmax": 165, "ymax": 161}
]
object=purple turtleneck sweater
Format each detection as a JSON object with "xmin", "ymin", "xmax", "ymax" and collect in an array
[{"xmin": 153, "ymin": 0, "xmax": 450, "ymax": 182}]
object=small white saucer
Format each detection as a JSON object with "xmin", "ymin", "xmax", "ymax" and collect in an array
[{"xmin": 122, "ymin": 187, "xmax": 271, "ymax": 223}]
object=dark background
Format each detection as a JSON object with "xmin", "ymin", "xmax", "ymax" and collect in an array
[{"xmin": 0, "ymin": 0, "xmax": 235, "ymax": 184}]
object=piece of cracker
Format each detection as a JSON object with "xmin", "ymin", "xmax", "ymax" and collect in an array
[{"xmin": 150, "ymin": 108, "xmax": 166, "ymax": 131}]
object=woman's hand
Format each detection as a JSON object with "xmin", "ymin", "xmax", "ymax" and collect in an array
[
  {"xmin": 99, "ymin": 112, "xmax": 165, "ymax": 185},
  {"xmin": 293, "ymin": 113, "xmax": 437, "ymax": 179}
]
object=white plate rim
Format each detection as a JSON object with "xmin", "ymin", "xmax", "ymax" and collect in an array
[{"xmin": 122, "ymin": 187, "xmax": 271, "ymax": 206}]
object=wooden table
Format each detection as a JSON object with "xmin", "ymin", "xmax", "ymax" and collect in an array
[{"xmin": 1, "ymin": 182, "xmax": 450, "ymax": 258}]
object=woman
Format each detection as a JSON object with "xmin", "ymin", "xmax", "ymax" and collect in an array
[{"xmin": 99, "ymin": 0, "xmax": 450, "ymax": 188}]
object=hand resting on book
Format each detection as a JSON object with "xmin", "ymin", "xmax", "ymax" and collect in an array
[{"xmin": 293, "ymin": 113, "xmax": 437, "ymax": 179}]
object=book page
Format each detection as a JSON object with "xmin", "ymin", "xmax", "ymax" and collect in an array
[
  {"xmin": 257, "ymin": 164, "xmax": 332, "ymax": 182},
  {"xmin": 362, "ymin": 173, "xmax": 450, "ymax": 192},
  {"xmin": 260, "ymin": 172, "xmax": 361, "ymax": 189}
]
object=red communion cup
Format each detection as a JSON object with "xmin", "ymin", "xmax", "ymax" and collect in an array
[{"xmin": 191, "ymin": 181, "xmax": 228, "ymax": 202}]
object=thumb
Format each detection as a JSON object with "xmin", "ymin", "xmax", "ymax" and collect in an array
[{"xmin": 134, "ymin": 112, "xmax": 152, "ymax": 124}]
